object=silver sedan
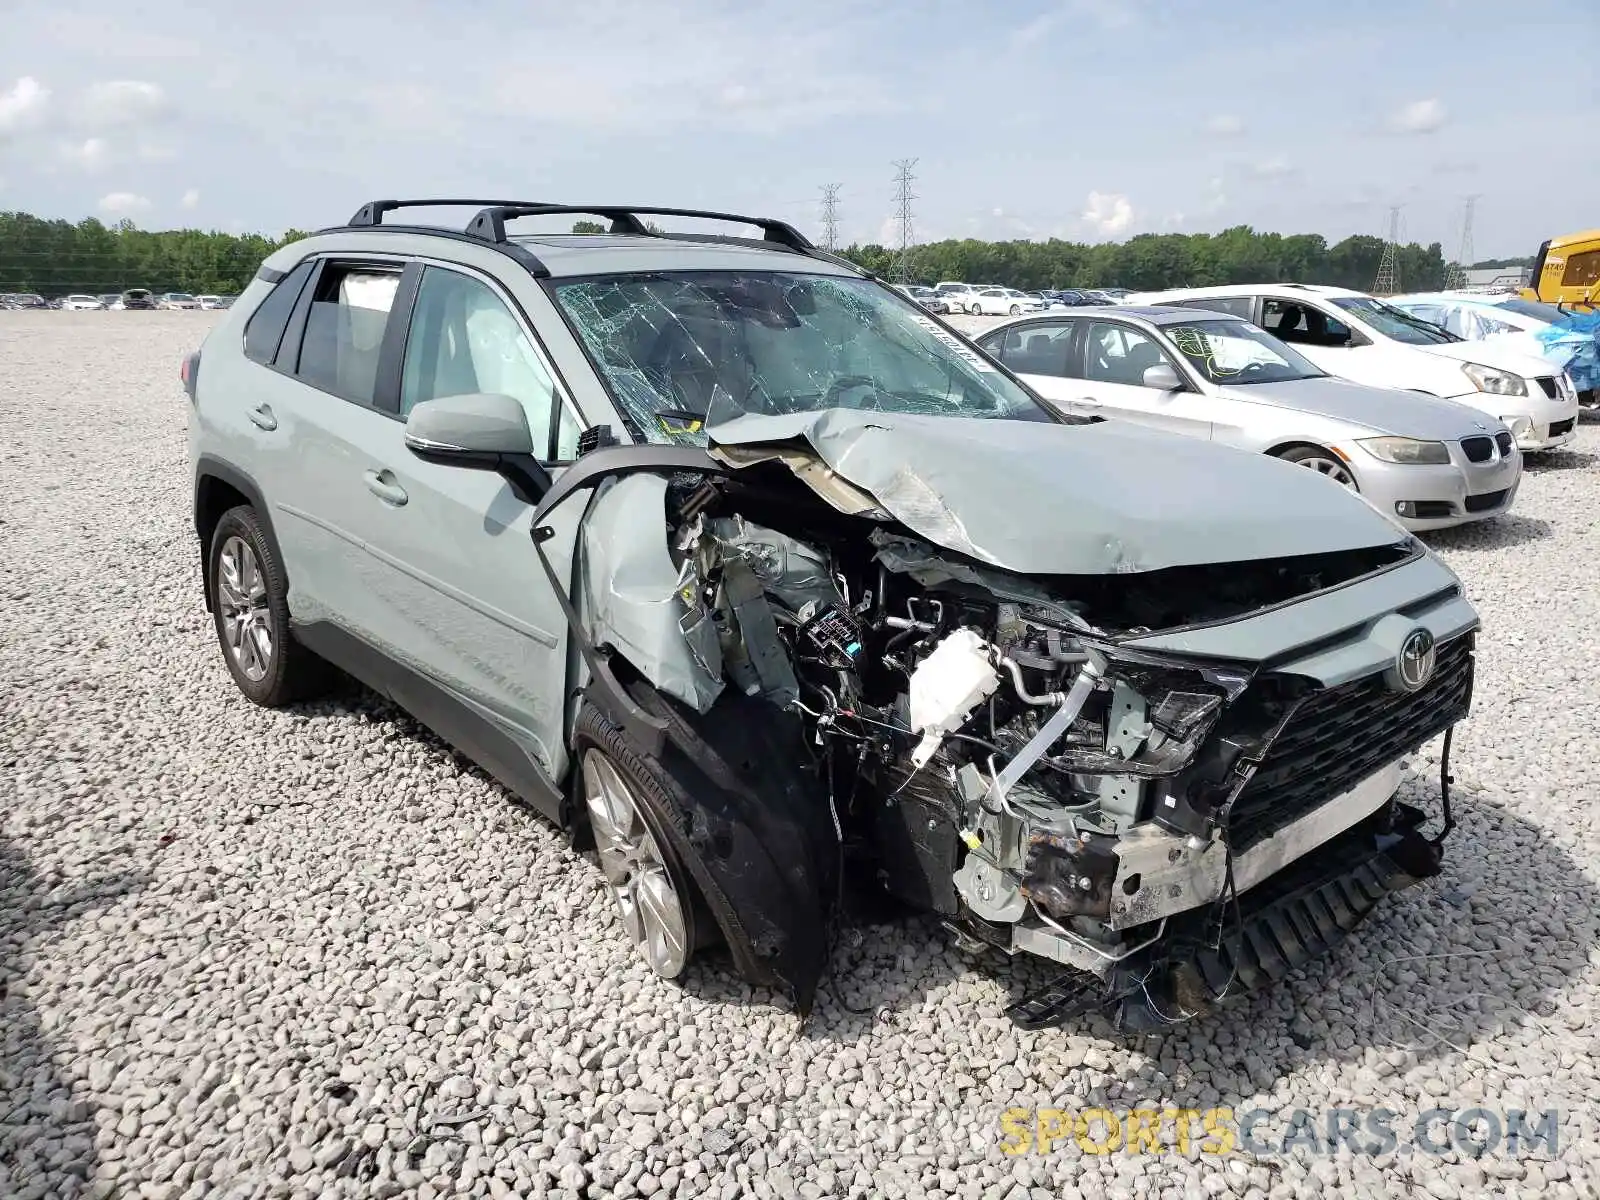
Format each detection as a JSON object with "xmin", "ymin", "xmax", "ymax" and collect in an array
[{"xmin": 976, "ymin": 307, "xmax": 1523, "ymax": 532}]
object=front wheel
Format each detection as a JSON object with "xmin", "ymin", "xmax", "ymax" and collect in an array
[
  {"xmin": 1009, "ymin": 304, "xmax": 1021, "ymax": 315},
  {"xmin": 1274, "ymin": 444, "xmax": 1359, "ymax": 490},
  {"xmin": 969, "ymin": 302, "xmax": 983, "ymax": 315}
]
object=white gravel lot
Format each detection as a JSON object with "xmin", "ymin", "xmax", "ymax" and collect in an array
[{"xmin": 3, "ymin": 310, "xmax": 1600, "ymax": 1200}]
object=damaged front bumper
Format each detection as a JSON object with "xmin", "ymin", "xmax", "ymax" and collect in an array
[{"xmin": 1005, "ymin": 791, "xmax": 1448, "ymax": 1032}]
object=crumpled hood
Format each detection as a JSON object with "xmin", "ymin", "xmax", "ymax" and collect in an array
[
  {"xmin": 1226, "ymin": 377, "xmax": 1506, "ymax": 439},
  {"xmin": 707, "ymin": 409, "xmax": 1409, "ymax": 575}
]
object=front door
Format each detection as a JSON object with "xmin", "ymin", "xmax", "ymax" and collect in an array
[
  {"xmin": 1076, "ymin": 319, "xmax": 1214, "ymax": 440},
  {"xmin": 348, "ymin": 263, "xmax": 587, "ymax": 785}
]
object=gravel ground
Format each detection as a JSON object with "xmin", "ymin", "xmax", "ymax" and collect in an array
[{"xmin": 3, "ymin": 310, "xmax": 1599, "ymax": 1200}]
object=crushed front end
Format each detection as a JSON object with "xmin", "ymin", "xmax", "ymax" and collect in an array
[{"xmin": 557, "ymin": 414, "xmax": 1480, "ymax": 1027}]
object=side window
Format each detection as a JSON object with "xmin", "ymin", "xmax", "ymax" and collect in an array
[
  {"xmin": 1083, "ymin": 322, "xmax": 1177, "ymax": 385},
  {"xmin": 1561, "ymin": 250, "xmax": 1600, "ymax": 289},
  {"xmin": 400, "ymin": 267, "xmax": 567, "ymax": 460},
  {"xmin": 1262, "ymin": 299, "xmax": 1350, "ymax": 346},
  {"xmin": 243, "ymin": 260, "xmax": 314, "ymax": 365},
  {"xmin": 293, "ymin": 264, "xmax": 402, "ymax": 405},
  {"xmin": 995, "ymin": 322, "xmax": 1076, "ymax": 377}
]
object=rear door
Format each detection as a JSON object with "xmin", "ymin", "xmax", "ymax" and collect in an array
[{"xmin": 978, "ymin": 319, "xmax": 1091, "ymax": 414}]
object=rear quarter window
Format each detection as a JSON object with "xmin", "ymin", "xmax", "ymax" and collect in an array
[{"xmin": 244, "ymin": 261, "xmax": 315, "ymax": 365}]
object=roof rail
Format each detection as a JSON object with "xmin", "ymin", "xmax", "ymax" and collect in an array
[
  {"xmin": 462, "ymin": 204, "xmax": 846, "ymax": 263},
  {"xmin": 346, "ymin": 199, "xmax": 556, "ymax": 228}
]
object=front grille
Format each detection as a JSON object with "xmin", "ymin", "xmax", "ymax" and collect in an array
[
  {"xmin": 1465, "ymin": 488, "xmax": 1509, "ymax": 513},
  {"xmin": 1549, "ymin": 418, "xmax": 1575, "ymax": 437},
  {"xmin": 1536, "ymin": 377, "xmax": 1560, "ymax": 399},
  {"xmin": 1460, "ymin": 436, "xmax": 1494, "ymax": 463},
  {"xmin": 1495, "ymin": 431, "xmax": 1513, "ymax": 456},
  {"xmin": 1225, "ymin": 635, "xmax": 1473, "ymax": 847}
]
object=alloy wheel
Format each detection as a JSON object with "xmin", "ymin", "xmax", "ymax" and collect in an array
[
  {"xmin": 217, "ymin": 536, "xmax": 274, "ymax": 682},
  {"xmin": 582, "ymin": 751, "xmax": 691, "ymax": 978},
  {"xmin": 1294, "ymin": 454, "xmax": 1358, "ymax": 489}
]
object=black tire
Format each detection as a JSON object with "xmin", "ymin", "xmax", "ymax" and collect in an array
[
  {"xmin": 572, "ymin": 701, "xmax": 710, "ymax": 976},
  {"xmin": 207, "ymin": 505, "xmax": 331, "ymax": 707}
]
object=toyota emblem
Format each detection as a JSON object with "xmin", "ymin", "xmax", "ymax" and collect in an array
[{"xmin": 1395, "ymin": 629, "xmax": 1437, "ymax": 692}]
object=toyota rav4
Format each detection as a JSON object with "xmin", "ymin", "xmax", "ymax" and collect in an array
[{"xmin": 184, "ymin": 200, "xmax": 1477, "ymax": 1030}]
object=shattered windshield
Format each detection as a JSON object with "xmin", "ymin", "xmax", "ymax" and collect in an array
[
  {"xmin": 1163, "ymin": 319, "xmax": 1327, "ymax": 385},
  {"xmin": 552, "ymin": 271, "xmax": 1055, "ymax": 444},
  {"xmin": 1331, "ymin": 296, "xmax": 1459, "ymax": 345}
]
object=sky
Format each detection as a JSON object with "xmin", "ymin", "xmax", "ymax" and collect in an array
[{"xmin": 1, "ymin": 0, "xmax": 1596, "ymax": 258}]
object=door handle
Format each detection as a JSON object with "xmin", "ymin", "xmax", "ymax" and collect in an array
[
  {"xmin": 363, "ymin": 469, "xmax": 408, "ymax": 507},
  {"xmin": 247, "ymin": 403, "xmax": 277, "ymax": 431}
]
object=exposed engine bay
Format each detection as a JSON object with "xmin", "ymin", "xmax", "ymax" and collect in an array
[{"xmin": 537, "ymin": 425, "xmax": 1475, "ymax": 1031}]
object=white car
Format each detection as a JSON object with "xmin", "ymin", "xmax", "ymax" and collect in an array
[
  {"xmin": 1132, "ymin": 284, "xmax": 1580, "ymax": 451},
  {"xmin": 1391, "ymin": 292, "xmax": 1599, "ymax": 412},
  {"xmin": 196, "ymin": 294, "xmax": 225, "ymax": 310},
  {"xmin": 158, "ymin": 292, "xmax": 201, "ymax": 310},
  {"xmin": 61, "ymin": 294, "xmax": 105, "ymax": 310},
  {"xmin": 933, "ymin": 282, "xmax": 983, "ymax": 314},
  {"xmin": 969, "ymin": 287, "xmax": 1044, "ymax": 316},
  {"xmin": 977, "ymin": 307, "xmax": 1521, "ymax": 532}
]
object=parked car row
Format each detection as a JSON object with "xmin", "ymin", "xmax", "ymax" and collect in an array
[
  {"xmin": 180, "ymin": 197, "xmax": 1491, "ymax": 1036},
  {"xmin": 0, "ymin": 290, "xmax": 234, "ymax": 310}
]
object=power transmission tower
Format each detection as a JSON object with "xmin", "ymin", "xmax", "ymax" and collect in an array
[
  {"xmin": 1444, "ymin": 194, "xmax": 1479, "ymax": 290},
  {"xmin": 819, "ymin": 184, "xmax": 841, "ymax": 251},
  {"xmin": 1372, "ymin": 206, "xmax": 1403, "ymax": 295},
  {"xmin": 890, "ymin": 158, "xmax": 918, "ymax": 284}
]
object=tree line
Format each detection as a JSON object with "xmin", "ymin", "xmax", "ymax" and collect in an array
[
  {"xmin": 2, "ymin": 208, "xmax": 1452, "ymax": 297},
  {"xmin": 838, "ymin": 228, "xmax": 1450, "ymax": 294}
]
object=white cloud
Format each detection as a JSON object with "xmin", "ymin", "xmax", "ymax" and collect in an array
[
  {"xmin": 181, "ymin": 188, "xmax": 200, "ymax": 209},
  {"xmin": 1206, "ymin": 114, "xmax": 1243, "ymax": 136},
  {"xmin": 1013, "ymin": 0, "xmax": 1137, "ymax": 44},
  {"xmin": 1389, "ymin": 97, "xmax": 1447, "ymax": 134},
  {"xmin": 79, "ymin": 80, "xmax": 170, "ymax": 128},
  {"xmin": 1249, "ymin": 156, "xmax": 1294, "ymax": 180},
  {"xmin": 1081, "ymin": 191, "xmax": 1134, "ymax": 235},
  {"xmin": 1163, "ymin": 212, "xmax": 1186, "ymax": 228},
  {"xmin": 98, "ymin": 191, "xmax": 150, "ymax": 216},
  {"xmin": 62, "ymin": 136, "xmax": 111, "ymax": 171},
  {"xmin": 0, "ymin": 76, "xmax": 50, "ymax": 136}
]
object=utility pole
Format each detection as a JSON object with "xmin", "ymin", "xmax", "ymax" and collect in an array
[
  {"xmin": 819, "ymin": 183, "xmax": 841, "ymax": 252},
  {"xmin": 1444, "ymin": 194, "xmax": 1479, "ymax": 290},
  {"xmin": 890, "ymin": 158, "xmax": 918, "ymax": 284},
  {"xmin": 1372, "ymin": 206, "xmax": 1403, "ymax": 296}
]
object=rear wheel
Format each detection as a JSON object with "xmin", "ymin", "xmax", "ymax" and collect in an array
[
  {"xmin": 1274, "ymin": 444, "xmax": 1359, "ymax": 490},
  {"xmin": 1009, "ymin": 304, "xmax": 1021, "ymax": 315},
  {"xmin": 207, "ymin": 505, "xmax": 331, "ymax": 706}
]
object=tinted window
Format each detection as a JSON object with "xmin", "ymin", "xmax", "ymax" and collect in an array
[
  {"xmin": 294, "ymin": 265, "xmax": 401, "ymax": 405},
  {"xmin": 1262, "ymin": 298, "xmax": 1355, "ymax": 347},
  {"xmin": 1561, "ymin": 250, "xmax": 1600, "ymax": 289},
  {"xmin": 1328, "ymin": 296, "xmax": 1455, "ymax": 345},
  {"xmin": 400, "ymin": 268, "xmax": 567, "ymax": 459},
  {"xmin": 243, "ymin": 261, "xmax": 314, "ymax": 365},
  {"xmin": 1084, "ymin": 322, "xmax": 1179, "ymax": 385}
]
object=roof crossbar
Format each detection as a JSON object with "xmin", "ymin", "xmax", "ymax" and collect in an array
[
  {"xmin": 347, "ymin": 199, "xmax": 556, "ymax": 227},
  {"xmin": 464, "ymin": 204, "xmax": 817, "ymax": 254}
]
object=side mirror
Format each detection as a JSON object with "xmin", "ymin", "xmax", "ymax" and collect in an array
[
  {"xmin": 404, "ymin": 392, "xmax": 551, "ymax": 502},
  {"xmin": 1141, "ymin": 363, "xmax": 1183, "ymax": 390}
]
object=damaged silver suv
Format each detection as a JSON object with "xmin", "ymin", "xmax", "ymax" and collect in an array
[{"xmin": 185, "ymin": 201, "xmax": 1478, "ymax": 1030}]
